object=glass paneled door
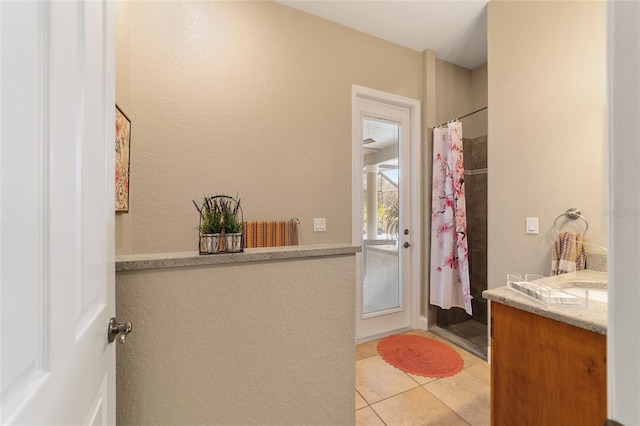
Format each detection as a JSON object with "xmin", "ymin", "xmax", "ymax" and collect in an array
[
  {"xmin": 353, "ymin": 94, "xmax": 414, "ymax": 342},
  {"xmin": 362, "ymin": 120, "xmax": 401, "ymax": 315}
]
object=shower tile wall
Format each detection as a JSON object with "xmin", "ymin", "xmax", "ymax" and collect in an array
[
  {"xmin": 465, "ymin": 135, "xmax": 488, "ymax": 325},
  {"xmin": 436, "ymin": 135, "xmax": 488, "ymax": 326}
]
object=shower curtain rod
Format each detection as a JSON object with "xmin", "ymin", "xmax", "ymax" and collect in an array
[{"xmin": 435, "ymin": 106, "xmax": 488, "ymax": 128}]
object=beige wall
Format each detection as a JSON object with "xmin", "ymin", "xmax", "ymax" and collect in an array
[
  {"xmin": 435, "ymin": 59, "xmax": 473, "ymax": 126},
  {"xmin": 434, "ymin": 60, "xmax": 487, "ymax": 139},
  {"xmin": 116, "ymin": 255, "xmax": 356, "ymax": 425},
  {"xmin": 487, "ymin": 1, "xmax": 606, "ymax": 288},
  {"xmin": 115, "ymin": 0, "xmax": 421, "ymax": 255},
  {"xmin": 470, "ymin": 64, "xmax": 488, "ymax": 139}
]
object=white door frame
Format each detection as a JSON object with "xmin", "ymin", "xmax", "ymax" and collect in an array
[
  {"xmin": 607, "ymin": 1, "xmax": 640, "ymax": 423},
  {"xmin": 351, "ymin": 85, "xmax": 421, "ymax": 341}
]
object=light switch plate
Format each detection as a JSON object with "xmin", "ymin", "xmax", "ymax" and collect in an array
[
  {"xmin": 526, "ymin": 217, "xmax": 539, "ymax": 234},
  {"xmin": 314, "ymin": 218, "xmax": 326, "ymax": 232}
]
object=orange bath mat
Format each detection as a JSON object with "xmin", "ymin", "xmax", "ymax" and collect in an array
[{"xmin": 377, "ymin": 334, "xmax": 464, "ymax": 378}]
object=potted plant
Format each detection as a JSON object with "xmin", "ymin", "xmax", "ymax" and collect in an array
[
  {"xmin": 193, "ymin": 196, "xmax": 223, "ymax": 254},
  {"xmin": 382, "ymin": 191, "xmax": 399, "ymax": 243},
  {"xmin": 219, "ymin": 196, "xmax": 243, "ymax": 252}
]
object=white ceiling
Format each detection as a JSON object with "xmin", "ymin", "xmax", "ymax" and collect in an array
[{"xmin": 276, "ymin": 0, "xmax": 489, "ymax": 70}]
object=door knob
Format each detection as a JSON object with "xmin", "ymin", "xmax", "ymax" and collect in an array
[
  {"xmin": 403, "ymin": 242, "xmax": 411, "ymax": 248},
  {"xmin": 108, "ymin": 317, "xmax": 132, "ymax": 344}
]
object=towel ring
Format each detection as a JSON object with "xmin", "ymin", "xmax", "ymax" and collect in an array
[{"xmin": 553, "ymin": 208, "xmax": 589, "ymax": 234}]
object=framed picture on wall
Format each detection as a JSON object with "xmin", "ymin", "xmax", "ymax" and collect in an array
[{"xmin": 115, "ymin": 104, "xmax": 131, "ymax": 213}]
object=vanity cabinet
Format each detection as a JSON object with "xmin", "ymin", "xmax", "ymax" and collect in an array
[{"xmin": 490, "ymin": 302, "xmax": 606, "ymax": 426}]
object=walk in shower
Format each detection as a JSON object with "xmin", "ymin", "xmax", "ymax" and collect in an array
[{"xmin": 429, "ymin": 114, "xmax": 488, "ymax": 360}]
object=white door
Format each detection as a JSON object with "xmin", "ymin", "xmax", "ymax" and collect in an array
[
  {"xmin": 352, "ymin": 86, "xmax": 421, "ymax": 342},
  {"xmin": 1, "ymin": 1, "xmax": 116, "ymax": 425}
]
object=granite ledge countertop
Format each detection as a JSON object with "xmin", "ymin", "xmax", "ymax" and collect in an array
[
  {"xmin": 483, "ymin": 270, "xmax": 607, "ymax": 335},
  {"xmin": 115, "ymin": 243, "xmax": 361, "ymax": 272}
]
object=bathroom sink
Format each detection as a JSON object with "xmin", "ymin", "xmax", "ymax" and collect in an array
[
  {"xmin": 507, "ymin": 272, "xmax": 608, "ymax": 306},
  {"xmin": 560, "ymin": 281, "xmax": 608, "ymax": 303}
]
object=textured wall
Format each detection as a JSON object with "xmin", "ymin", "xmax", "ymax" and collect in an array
[
  {"xmin": 487, "ymin": 1, "xmax": 607, "ymax": 288},
  {"xmin": 434, "ymin": 61, "xmax": 487, "ymax": 137},
  {"xmin": 116, "ymin": 255, "xmax": 356, "ymax": 425},
  {"xmin": 469, "ymin": 64, "xmax": 488, "ymax": 139},
  {"xmin": 115, "ymin": 0, "xmax": 421, "ymax": 255},
  {"xmin": 435, "ymin": 59, "xmax": 473, "ymax": 126}
]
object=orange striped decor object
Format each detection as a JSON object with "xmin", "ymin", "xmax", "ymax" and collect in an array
[{"xmin": 242, "ymin": 218, "xmax": 300, "ymax": 248}]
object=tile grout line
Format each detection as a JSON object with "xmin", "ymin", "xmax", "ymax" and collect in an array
[
  {"xmin": 421, "ymin": 383, "xmax": 474, "ymax": 426},
  {"xmin": 368, "ymin": 385, "xmax": 472, "ymax": 426},
  {"xmin": 356, "ymin": 330, "xmax": 490, "ymax": 425},
  {"xmin": 356, "ymin": 381, "xmax": 423, "ymax": 407}
]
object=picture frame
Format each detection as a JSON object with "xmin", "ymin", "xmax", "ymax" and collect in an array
[{"xmin": 115, "ymin": 104, "xmax": 131, "ymax": 213}]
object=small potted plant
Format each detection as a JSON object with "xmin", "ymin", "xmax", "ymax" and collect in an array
[
  {"xmin": 219, "ymin": 196, "xmax": 243, "ymax": 252},
  {"xmin": 193, "ymin": 196, "xmax": 223, "ymax": 254},
  {"xmin": 382, "ymin": 192, "xmax": 399, "ymax": 243}
]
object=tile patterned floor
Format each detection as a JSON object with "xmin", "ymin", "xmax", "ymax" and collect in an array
[{"xmin": 356, "ymin": 330, "xmax": 491, "ymax": 426}]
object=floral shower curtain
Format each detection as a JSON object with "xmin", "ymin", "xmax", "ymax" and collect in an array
[{"xmin": 430, "ymin": 121, "xmax": 472, "ymax": 315}]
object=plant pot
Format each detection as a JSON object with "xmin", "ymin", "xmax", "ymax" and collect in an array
[
  {"xmin": 224, "ymin": 233, "xmax": 242, "ymax": 252},
  {"xmin": 200, "ymin": 233, "xmax": 221, "ymax": 254}
]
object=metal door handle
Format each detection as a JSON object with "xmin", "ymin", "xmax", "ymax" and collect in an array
[
  {"xmin": 403, "ymin": 242, "xmax": 411, "ymax": 248},
  {"xmin": 108, "ymin": 317, "xmax": 132, "ymax": 344}
]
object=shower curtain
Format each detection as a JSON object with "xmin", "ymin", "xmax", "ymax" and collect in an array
[{"xmin": 430, "ymin": 121, "xmax": 472, "ymax": 315}]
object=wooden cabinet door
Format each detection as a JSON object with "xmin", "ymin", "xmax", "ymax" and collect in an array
[{"xmin": 491, "ymin": 302, "xmax": 606, "ymax": 426}]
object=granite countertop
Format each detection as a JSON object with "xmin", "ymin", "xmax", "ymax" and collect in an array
[
  {"xmin": 482, "ymin": 270, "xmax": 608, "ymax": 334},
  {"xmin": 115, "ymin": 243, "xmax": 361, "ymax": 272}
]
